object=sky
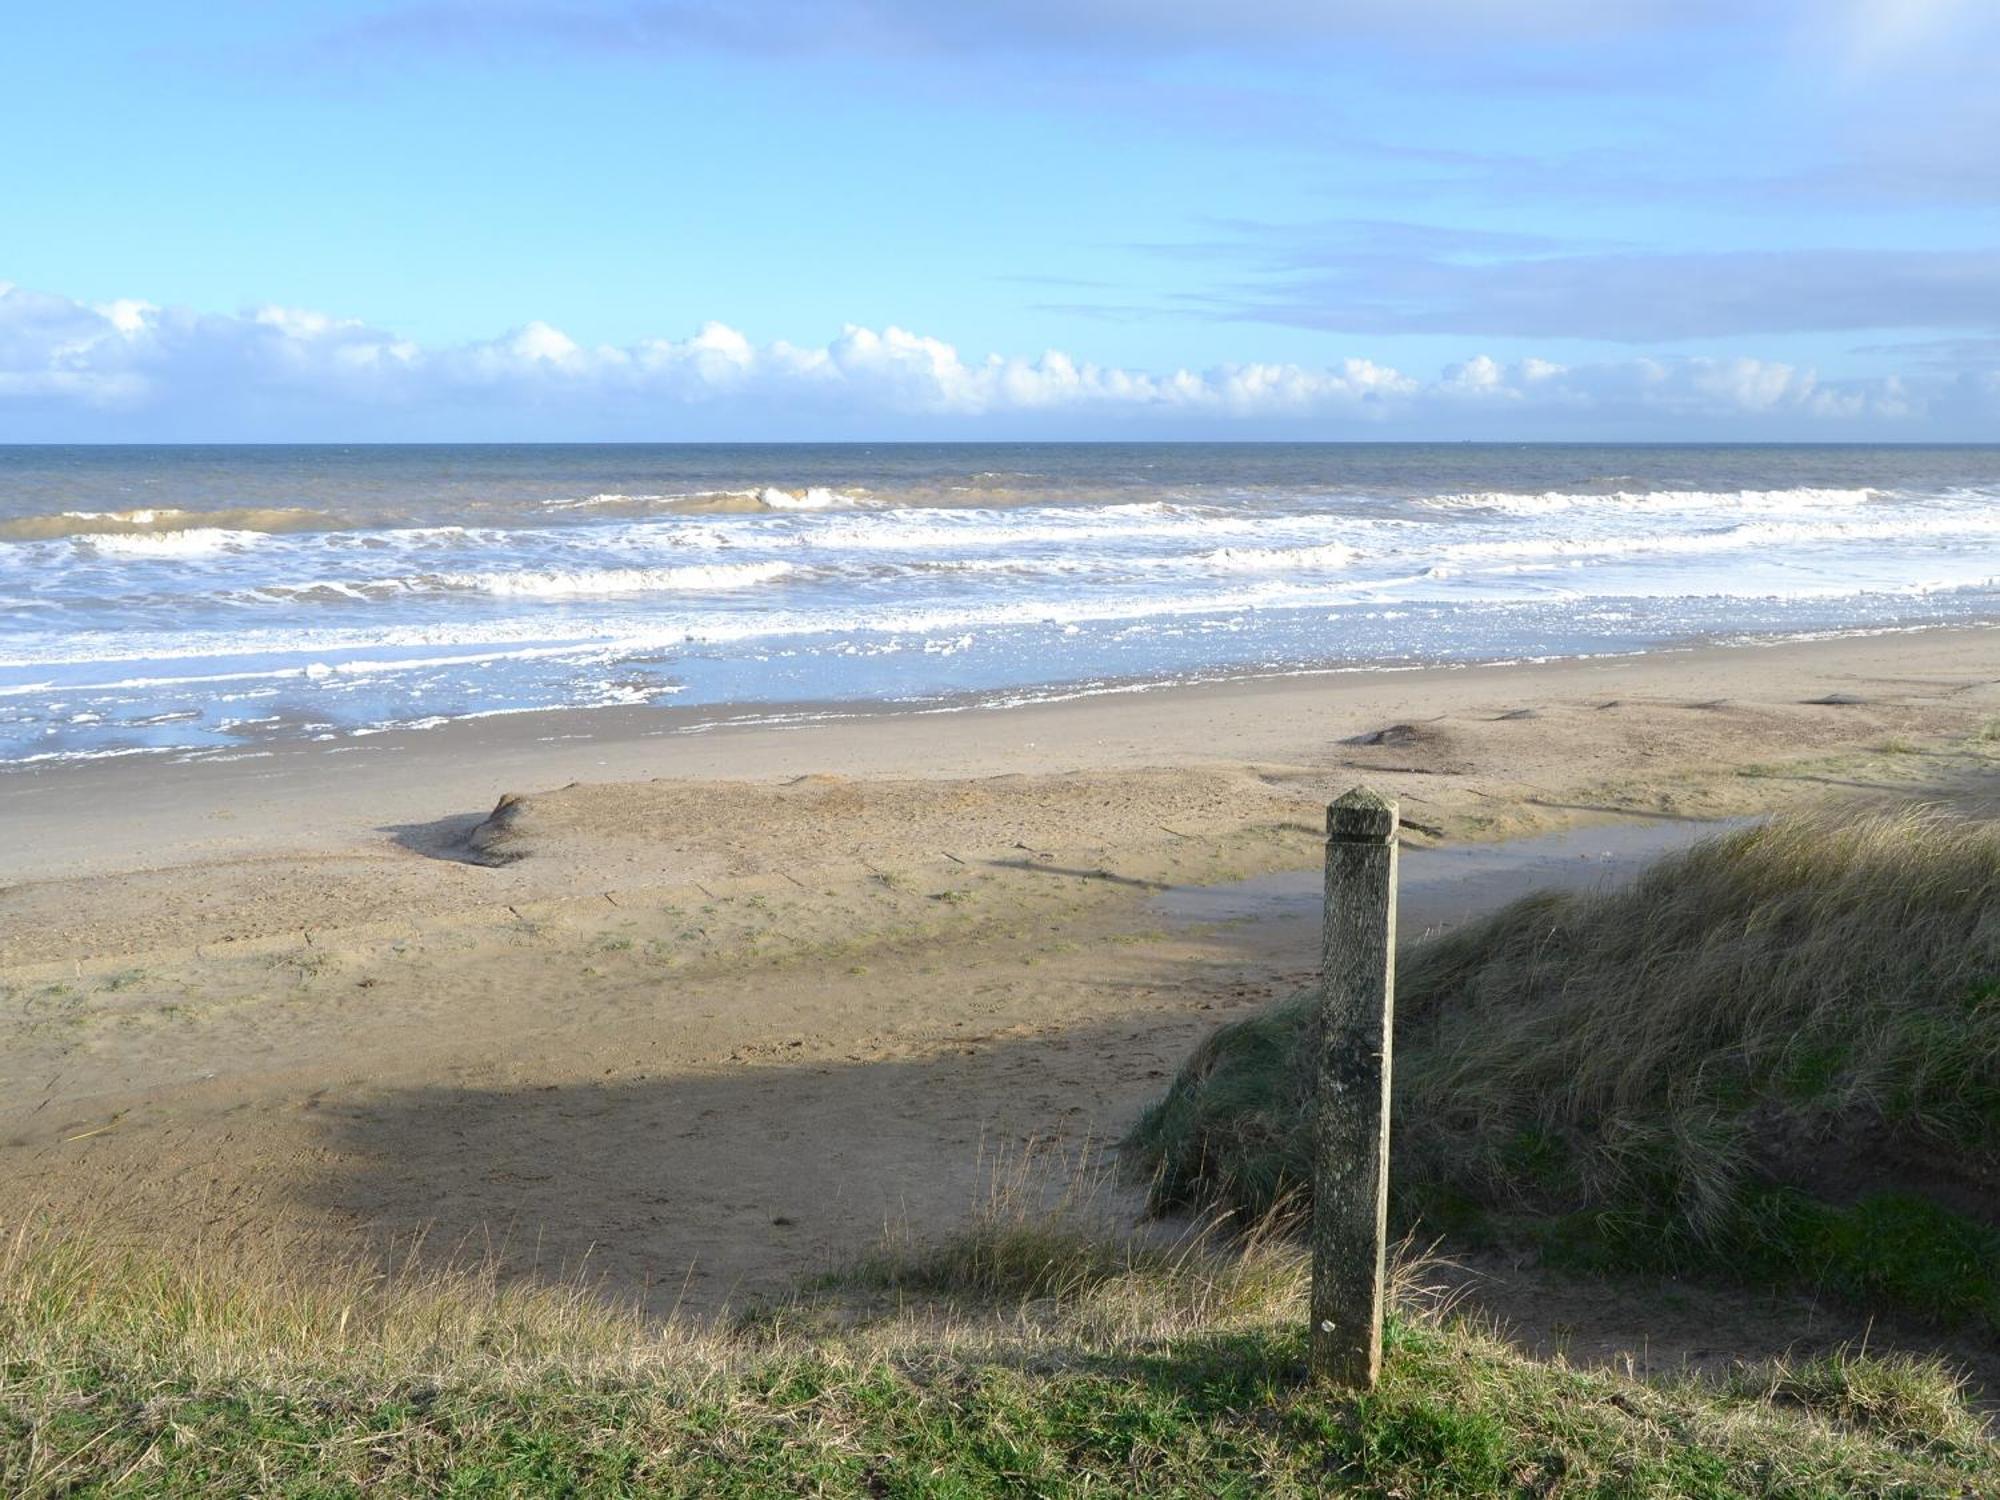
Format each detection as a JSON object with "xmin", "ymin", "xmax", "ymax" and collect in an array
[{"xmin": 2, "ymin": 0, "xmax": 1998, "ymax": 441}]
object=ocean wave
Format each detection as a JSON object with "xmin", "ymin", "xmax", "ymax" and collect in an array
[
  {"xmin": 8, "ymin": 567, "xmax": 2000, "ymax": 698},
  {"xmin": 538, "ymin": 480, "xmax": 1145, "ymax": 515},
  {"xmin": 77, "ymin": 527, "xmax": 267, "ymax": 558},
  {"xmin": 539, "ymin": 491, "xmax": 692, "ymax": 511},
  {"xmin": 756, "ymin": 485, "xmax": 867, "ymax": 510},
  {"xmin": 0, "ymin": 506, "xmax": 337, "ymax": 541},
  {"xmin": 232, "ymin": 559, "xmax": 799, "ymax": 602},
  {"xmin": 795, "ymin": 501, "xmax": 1210, "ymax": 552},
  {"xmin": 1418, "ymin": 487, "xmax": 1882, "ymax": 515},
  {"xmin": 548, "ymin": 479, "xmax": 1198, "ymax": 515},
  {"xmin": 1196, "ymin": 542, "xmax": 1359, "ymax": 573},
  {"xmin": 924, "ymin": 540, "xmax": 1360, "ymax": 577},
  {"xmin": 0, "ymin": 577, "xmax": 1331, "ymax": 674},
  {"xmin": 541, "ymin": 489, "xmax": 768, "ymax": 516},
  {"xmin": 1431, "ymin": 511, "xmax": 2000, "ymax": 566},
  {"xmin": 234, "ymin": 579, "xmax": 402, "ymax": 605},
  {"xmin": 539, "ymin": 486, "xmax": 873, "ymax": 515},
  {"xmin": 430, "ymin": 560, "xmax": 797, "ymax": 597},
  {"xmin": 856, "ymin": 540, "xmax": 1359, "ymax": 581}
]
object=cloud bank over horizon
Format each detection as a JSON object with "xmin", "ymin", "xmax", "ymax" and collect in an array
[
  {"xmin": 3, "ymin": 281, "xmax": 1988, "ymax": 443},
  {"xmin": 13, "ymin": 4, "xmax": 2000, "ymax": 444}
]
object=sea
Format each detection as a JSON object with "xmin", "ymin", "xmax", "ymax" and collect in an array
[{"xmin": 2, "ymin": 443, "xmax": 1997, "ymax": 767}]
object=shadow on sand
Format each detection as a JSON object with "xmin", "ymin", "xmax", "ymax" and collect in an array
[
  {"xmin": 377, "ymin": 811, "xmax": 497, "ymax": 864},
  {"xmin": 287, "ymin": 1013, "xmax": 1999, "ymax": 1399},
  {"xmin": 293, "ymin": 1019, "xmax": 1185, "ymax": 1319}
]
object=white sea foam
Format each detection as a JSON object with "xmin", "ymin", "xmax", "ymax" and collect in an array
[
  {"xmin": 1419, "ymin": 487, "xmax": 1882, "ymax": 515},
  {"xmin": 1196, "ymin": 542, "xmax": 1360, "ymax": 573},
  {"xmin": 79, "ymin": 527, "xmax": 263, "ymax": 557},
  {"xmin": 756, "ymin": 485, "xmax": 865, "ymax": 510},
  {"xmin": 0, "ymin": 506, "xmax": 338, "ymax": 541},
  {"xmin": 1431, "ymin": 511, "xmax": 2000, "ymax": 567},
  {"xmin": 229, "ymin": 559, "xmax": 798, "ymax": 602},
  {"xmin": 783, "ymin": 501, "xmax": 1228, "ymax": 553},
  {"xmin": 540, "ymin": 485, "xmax": 873, "ymax": 513},
  {"xmin": 540, "ymin": 492, "xmax": 687, "ymax": 510},
  {"xmin": 429, "ymin": 560, "xmax": 796, "ymax": 597}
]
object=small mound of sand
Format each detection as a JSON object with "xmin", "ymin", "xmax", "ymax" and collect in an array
[{"xmin": 465, "ymin": 792, "xmax": 533, "ymax": 864}]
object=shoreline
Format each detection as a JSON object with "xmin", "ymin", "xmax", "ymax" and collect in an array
[
  {"xmin": 7, "ymin": 613, "xmax": 1994, "ymax": 773},
  {"xmin": 4, "ymin": 621, "xmax": 1996, "ymax": 887}
]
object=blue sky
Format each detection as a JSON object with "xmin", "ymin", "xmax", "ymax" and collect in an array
[{"xmin": 3, "ymin": 0, "xmax": 1997, "ymax": 440}]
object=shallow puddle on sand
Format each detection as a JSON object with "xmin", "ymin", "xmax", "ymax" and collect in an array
[{"xmin": 1155, "ymin": 817, "xmax": 1758, "ymax": 934}]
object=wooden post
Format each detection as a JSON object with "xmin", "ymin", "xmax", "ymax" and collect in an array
[{"xmin": 1311, "ymin": 786, "xmax": 1398, "ymax": 1387}]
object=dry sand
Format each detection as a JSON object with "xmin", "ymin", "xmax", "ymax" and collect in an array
[{"xmin": 3, "ymin": 626, "xmax": 1998, "ymax": 1376}]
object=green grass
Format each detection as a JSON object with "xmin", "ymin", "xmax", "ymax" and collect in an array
[
  {"xmin": 1, "ymin": 1206, "xmax": 1992, "ymax": 1498},
  {"xmin": 1128, "ymin": 809, "xmax": 2000, "ymax": 1330}
]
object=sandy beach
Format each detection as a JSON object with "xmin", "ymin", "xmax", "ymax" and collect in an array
[
  {"xmin": 4, "ymin": 626, "xmax": 1998, "ymax": 1343},
  {"xmin": 17, "ymin": 3, "xmax": 2000, "ymax": 1479}
]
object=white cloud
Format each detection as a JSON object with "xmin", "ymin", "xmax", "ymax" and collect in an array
[{"xmin": 0, "ymin": 282, "xmax": 1980, "ymax": 440}]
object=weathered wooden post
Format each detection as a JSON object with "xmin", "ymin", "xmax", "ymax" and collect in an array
[{"xmin": 1311, "ymin": 786, "xmax": 1398, "ymax": 1387}]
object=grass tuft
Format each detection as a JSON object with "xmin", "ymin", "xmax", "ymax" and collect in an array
[
  {"xmin": 826, "ymin": 1145, "xmax": 1312, "ymax": 1342},
  {"xmin": 0, "ymin": 1218, "xmax": 678, "ymax": 1388},
  {"xmin": 1725, "ymin": 1349, "xmax": 1985, "ymax": 1451}
]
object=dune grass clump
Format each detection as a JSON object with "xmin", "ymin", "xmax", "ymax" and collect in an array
[
  {"xmin": 1128, "ymin": 809, "xmax": 2000, "ymax": 1328},
  {"xmin": 2, "ymin": 1209, "xmax": 1994, "ymax": 1497},
  {"xmin": 823, "ymin": 1150, "xmax": 1311, "ymax": 1342},
  {"xmin": 0, "ymin": 1218, "xmax": 686, "ymax": 1388}
]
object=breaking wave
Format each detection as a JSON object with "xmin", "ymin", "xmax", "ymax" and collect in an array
[
  {"xmin": 541, "ymin": 486, "xmax": 872, "ymax": 515},
  {"xmin": 0, "ymin": 506, "xmax": 337, "ymax": 542},
  {"xmin": 1418, "ymin": 487, "xmax": 1883, "ymax": 515},
  {"xmin": 432, "ymin": 560, "xmax": 797, "ymax": 596},
  {"xmin": 77, "ymin": 528, "xmax": 267, "ymax": 558},
  {"xmin": 235, "ymin": 560, "xmax": 800, "ymax": 602}
]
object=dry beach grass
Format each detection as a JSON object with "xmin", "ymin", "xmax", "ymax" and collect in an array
[{"xmin": 4, "ymin": 1176, "xmax": 1995, "ymax": 1496}]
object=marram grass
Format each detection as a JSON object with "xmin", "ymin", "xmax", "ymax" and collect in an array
[{"xmin": 1128, "ymin": 808, "xmax": 2000, "ymax": 1329}]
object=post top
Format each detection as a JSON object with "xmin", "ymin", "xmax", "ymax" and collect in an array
[{"xmin": 1327, "ymin": 785, "xmax": 1398, "ymax": 842}]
